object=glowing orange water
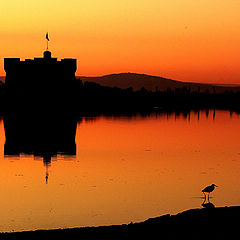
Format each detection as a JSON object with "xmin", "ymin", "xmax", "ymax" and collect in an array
[{"xmin": 0, "ymin": 110, "xmax": 240, "ymax": 232}]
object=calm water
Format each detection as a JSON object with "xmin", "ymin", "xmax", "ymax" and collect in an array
[{"xmin": 0, "ymin": 110, "xmax": 240, "ymax": 232}]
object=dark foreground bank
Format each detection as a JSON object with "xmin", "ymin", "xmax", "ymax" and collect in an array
[{"xmin": 1, "ymin": 206, "xmax": 239, "ymax": 240}]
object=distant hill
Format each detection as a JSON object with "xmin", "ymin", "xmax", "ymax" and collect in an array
[
  {"xmin": 80, "ymin": 73, "xmax": 240, "ymax": 94},
  {"xmin": 1, "ymin": 73, "xmax": 240, "ymax": 94}
]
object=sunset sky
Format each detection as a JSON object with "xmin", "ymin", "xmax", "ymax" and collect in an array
[{"xmin": 0, "ymin": 0, "xmax": 239, "ymax": 83}]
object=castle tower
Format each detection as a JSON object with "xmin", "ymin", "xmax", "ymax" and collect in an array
[
  {"xmin": 43, "ymin": 50, "xmax": 52, "ymax": 60},
  {"xmin": 4, "ymin": 50, "xmax": 77, "ymax": 95}
]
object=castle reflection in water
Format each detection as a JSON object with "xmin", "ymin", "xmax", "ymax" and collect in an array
[
  {"xmin": 3, "ymin": 114, "xmax": 78, "ymax": 183},
  {"xmin": 2, "ymin": 108, "xmax": 235, "ymax": 185},
  {"xmin": 3, "ymin": 49, "xmax": 79, "ymax": 183}
]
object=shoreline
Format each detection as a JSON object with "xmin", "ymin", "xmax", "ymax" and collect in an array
[{"xmin": 1, "ymin": 206, "xmax": 239, "ymax": 239}]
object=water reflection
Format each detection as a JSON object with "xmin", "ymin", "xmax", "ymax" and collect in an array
[
  {"xmin": 202, "ymin": 198, "xmax": 215, "ymax": 209},
  {"xmin": 4, "ymin": 113, "xmax": 78, "ymax": 183},
  {"xmin": 2, "ymin": 109, "xmax": 236, "ymax": 185},
  {"xmin": 0, "ymin": 109, "xmax": 240, "ymax": 232},
  {"xmin": 81, "ymin": 108, "xmax": 228, "ymax": 122}
]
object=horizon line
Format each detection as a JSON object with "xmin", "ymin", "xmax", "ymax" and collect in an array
[{"xmin": 0, "ymin": 73, "xmax": 240, "ymax": 86}]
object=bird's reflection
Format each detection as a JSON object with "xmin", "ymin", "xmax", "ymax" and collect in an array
[
  {"xmin": 202, "ymin": 198, "xmax": 215, "ymax": 209},
  {"xmin": 3, "ymin": 113, "xmax": 78, "ymax": 184}
]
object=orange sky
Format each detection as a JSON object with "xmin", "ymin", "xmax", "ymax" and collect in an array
[{"xmin": 0, "ymin": 0, "xmax": 240, "ymax": 83}]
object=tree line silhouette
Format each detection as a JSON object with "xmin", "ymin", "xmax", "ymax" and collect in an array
[{"xmin": 0, "ymin": 77, "xmax": 240, "ymax": 116}]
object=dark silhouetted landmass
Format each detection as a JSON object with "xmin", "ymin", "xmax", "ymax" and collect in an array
[
  {"xmin": 3, "ymin": 72, "xmax": 240, "ymax": 93},
  {"xmin": 1, "ymin": 75, "xmax": 240, "ymax": 116},
  {"xmin": 1, "ymin": 52, "xmax": 240, "ymax": 116},
  {"xmin": 71, "ymin": 79, "xmax": 240, "ymax": 115},
  {"xmin": 80, "ymin": 73, "xmax": 240, "ymax": 93},
  {"xmin": 1, "ymin": 206, "xmax": 239, "ymax": 239}
]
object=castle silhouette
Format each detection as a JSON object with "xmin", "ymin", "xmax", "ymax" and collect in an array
[
  {"xmin": 4, "ymin": 50, "xmax": 77, "ymax": 94},
  {"xmin": 3, "ymin": 48, "xmax": 78, "ymax": 183}
]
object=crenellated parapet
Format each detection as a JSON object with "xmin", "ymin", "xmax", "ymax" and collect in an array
[{"xmin": 4, "ymin": 50, "xmax": 77, "ymax": 92}]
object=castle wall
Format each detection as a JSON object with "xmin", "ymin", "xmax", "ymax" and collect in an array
[{"xmin": 4, "ymin": 52, "xmax": 77, "ymax": 93}]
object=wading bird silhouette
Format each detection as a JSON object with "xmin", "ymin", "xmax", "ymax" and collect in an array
[{"xmin": 202, "ymin": 184, "xmax": 218, "ymax": 200}]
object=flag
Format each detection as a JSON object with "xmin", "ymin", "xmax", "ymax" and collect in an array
[{"xmin": 46, "ymin": 32, "xmax": 49, "ymax": 41}]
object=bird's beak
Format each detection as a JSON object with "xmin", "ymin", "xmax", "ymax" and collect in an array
[{"xmin": 215, "ymin": 185, "xmax": 218, "ymax": 187}]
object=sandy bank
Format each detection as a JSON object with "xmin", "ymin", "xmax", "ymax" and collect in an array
[{"xmin": 1, "ymin": 206, "xmax": 239, "ymax": 239}]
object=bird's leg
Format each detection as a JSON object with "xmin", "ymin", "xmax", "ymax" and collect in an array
[
  {"xmin": 203, "ymin": 192, "xmax": 206, "ymax": 200},
  {"xmin": 207, "ymin": 193, "xmax": 210, "ymax": 201}
]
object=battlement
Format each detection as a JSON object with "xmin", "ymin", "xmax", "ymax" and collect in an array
[{"xmin": 4, "ymin": 51, "xmax": 77, "ymax": 92}]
